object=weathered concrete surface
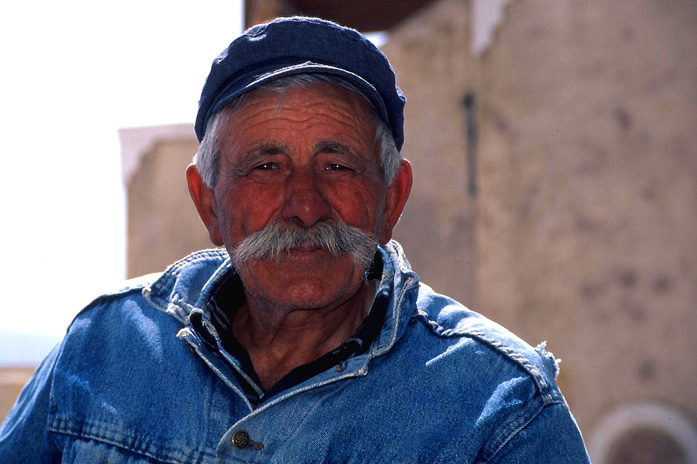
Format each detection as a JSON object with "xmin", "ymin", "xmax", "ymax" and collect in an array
[
  {"xmin": 126, "ymin": 137, "xmax": 212, "ymax": 278},
  {"xmin": 477, "ymin": 0, "xmax": 697, "ymax": 433},
  {"xmin": 384, "ymin": 0, "xmax": 480, "ymax": 308}
]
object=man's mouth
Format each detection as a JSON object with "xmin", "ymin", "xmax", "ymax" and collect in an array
[{"xmin": 288, "ymin": 244, "xmax": 325, "ymax": 253}]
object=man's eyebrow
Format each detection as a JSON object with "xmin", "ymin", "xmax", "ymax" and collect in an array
[
  {"xmin": 226, "ymin": 143, "xmax": 289, "ymax": 176},
  {"xmin": 314, "ymin": 140, "xmax": 365, "ymax": 162},
  {"xmin": 243, "ymin": 142, "xmax": 289, "ymax": 159}
]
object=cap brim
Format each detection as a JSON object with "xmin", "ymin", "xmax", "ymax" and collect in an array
[{"xmin": 206, "ymin": 62, "xmax": 391, "ymax": 132}]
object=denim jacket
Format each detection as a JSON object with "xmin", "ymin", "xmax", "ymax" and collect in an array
[{"xmin": 0, "ymin": 241, "xmax": 590, "ymax": 463}]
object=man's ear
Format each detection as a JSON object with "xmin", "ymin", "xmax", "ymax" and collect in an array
[
  {"xmin": 380, "ymin": 159, "xmax": 413, "ymax": 244},
  {"xmin": 186, "ymin": 164, "xmax": 224, "ymax": 246}
]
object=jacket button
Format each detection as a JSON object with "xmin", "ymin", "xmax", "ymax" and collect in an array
[{"xmin": 232, "ymin": 430, "xmax": 251, "ymax": 449}]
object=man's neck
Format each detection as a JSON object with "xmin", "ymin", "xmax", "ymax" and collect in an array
[{"xmin": 232, "ymin": 281, "xmax": 377, "ymax": 391}]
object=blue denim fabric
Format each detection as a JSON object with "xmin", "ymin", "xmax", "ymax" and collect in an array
[{"xmin": 0, "ymin": 242, "xmax": 590, "ymax": 463}]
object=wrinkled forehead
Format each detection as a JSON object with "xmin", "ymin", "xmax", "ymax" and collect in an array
[{"xmin": 219, "ymin": 82, "xmax": 381, "ymax": 160}]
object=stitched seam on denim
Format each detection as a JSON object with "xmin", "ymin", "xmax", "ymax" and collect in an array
[
  {"xmin": 215, "ymin": 338, "xmax": 265, "ymax": 398},
  {"xmin": 370, "ymin": 276, "xmax": 417, "ymax": 358},
  {"xmin": 233, "ymin": 367, "xmax": 368, "ymax": 421},
  {"xmin": 474, "ymin": 398, "xmax": 543, "ymax": 463},
  {"xmin": 202, "ymin": 310, "xmax": 266, "ymax": 399},
  {"xmin": 177, "ymin": 328, "xmax": 254, "ymax": 412},
  {"xmin": 158, "ymin": 249, "xmax": 225, "ymax": 280},
  {"xmin": 165, "ymin": 295, "xmax": 195, "ymax": 324},
  {"xmin": 389, "ymin": 240, "xmax": 413, "ymax": 277},
  {"xmin": 476, "ymin": 400, "xmax": 568, "ymax": 464},
  {"xmin": 370, "ymin": 242, "xmax": 419, "ymax": 358},
  {"xmin": 241, "ymin": 389, "xmax": 327, "ymax": 453},
  {"xmin": 47, "ymin": 418, "xmax": 64, "ymax": 456},
  {"xmin": 468, "ymin": 327, "xmax": 551, "ymax": 397},
  {"xmin": 147, "ymin": 249, "xmax": 227, "ymax": 299},
  {"xmin": 195, "ymin": 305, "xmax": 265, "ymax": 398},
  {"xmin": 48, "ymin": 417, "xmax": 213, "ymax": 464},
  {"xmin": 414, "ymin": 310, "xmax": 555, "ymax": 397},
  {"xmin": 152, "ymin": 252, "xmax": 226, "ymax": 294},
  {"xmin": 143, "ymin": 249, "xmax": 227, "ymax": 314}
]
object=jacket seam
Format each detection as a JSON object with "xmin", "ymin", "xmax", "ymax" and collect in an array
[
  {"xmin": 142, "ymin": 250, "xmax": 228, "ymax": 316},
  {"xmin": 148, "ymin": 249, "xmax": 227, "ymax": 297},
  {"xmin": 477, "ymin": 399, "xmax": 568, "ymax": 464},
  {"xmin": 48, "ymin": 417, "xmax": 214, "ymax": 464},
  {"xmin": 370, "ymin": 276, "xmax": 418, "ymax": 358},
  {"xmin": 368, "ymin": 241, "xmax": 420, "ymax": 358},
  {"xmin": 413, "ymin": 310, "xmax": 555, "ymax": 399}
]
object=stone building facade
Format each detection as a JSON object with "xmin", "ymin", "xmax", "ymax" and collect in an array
[{"xmin": 120, "ymin": 124, "xmax": 212, "ymax": 278}]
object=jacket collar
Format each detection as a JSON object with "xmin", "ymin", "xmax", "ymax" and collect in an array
[{"xmin": 143, "ymin": 241, "xmax": 420, "ymax": 355}]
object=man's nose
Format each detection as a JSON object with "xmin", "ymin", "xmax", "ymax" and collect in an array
[{"xmin": 280, "ymin": 168, "xmax": 332, "ymax": 227}]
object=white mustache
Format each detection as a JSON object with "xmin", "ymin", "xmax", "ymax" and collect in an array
[{"xmin": 230, "ymin": 220, "xmax": 379, "ymax": 270}]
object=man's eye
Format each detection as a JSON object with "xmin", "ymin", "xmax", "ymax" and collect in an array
[
  {"xmin": 254, "ymin": 163, "xmax": 278, "ymax": 171},
  {"xmin": 325, "ymin": 163, "xmax": 351, "ymax": 172}
]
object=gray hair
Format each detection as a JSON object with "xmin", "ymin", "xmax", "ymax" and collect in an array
[{"xmin": 193, "ymin": 74, "xmax": 401, "ymax": 188}]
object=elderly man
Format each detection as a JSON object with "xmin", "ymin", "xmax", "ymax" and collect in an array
[{"xmin": 0, "ymin": 17, "xmax": 590, "ymax": 463}]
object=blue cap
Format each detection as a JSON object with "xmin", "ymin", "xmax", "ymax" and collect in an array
[{"xmin": 195, "ymin": 16, "xmax": 406, "ymax": 150}]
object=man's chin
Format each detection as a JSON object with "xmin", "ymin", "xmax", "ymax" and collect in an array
[
  {"xmin": 237, "ymin": 254, "xmax": 367, "ymax": 308},
  {"xmin": 234, "ymin": 259, "xmax": 378, "ymax": 308}
]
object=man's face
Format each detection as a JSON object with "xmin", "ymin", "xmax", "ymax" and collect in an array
[{"xmin": 203, "ymin": 82, "xmax": 400, "ymax": 310}]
